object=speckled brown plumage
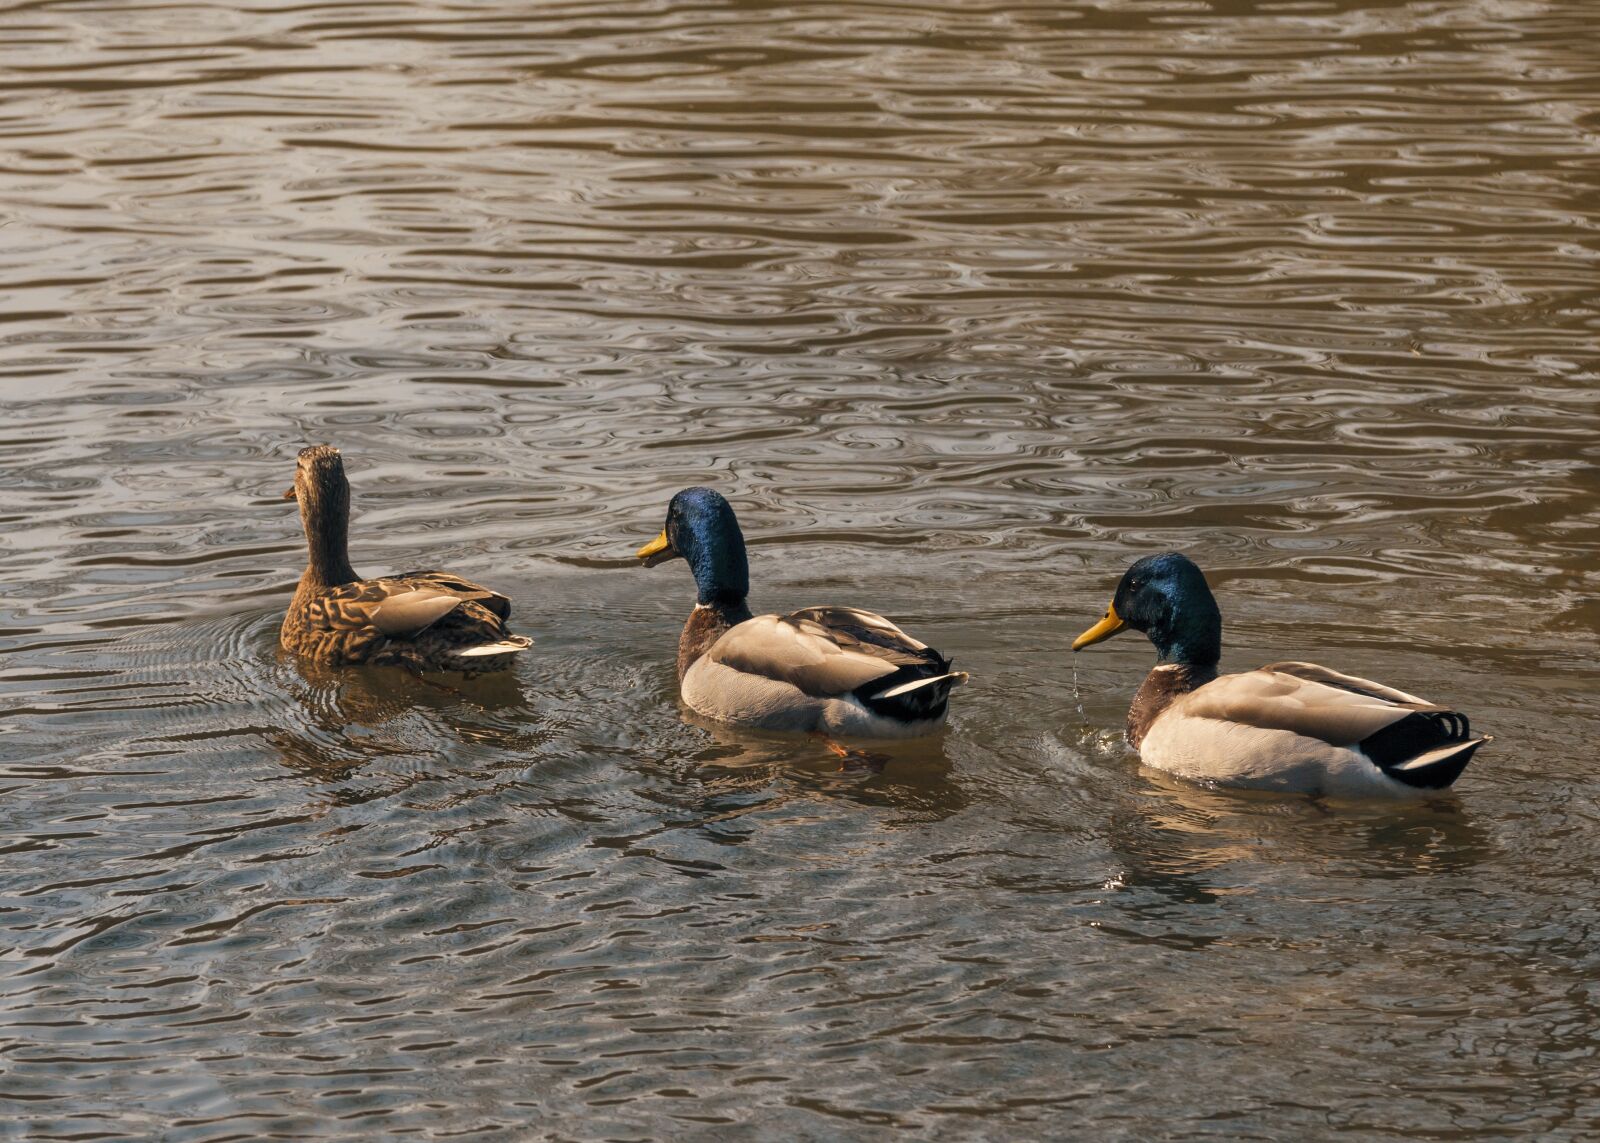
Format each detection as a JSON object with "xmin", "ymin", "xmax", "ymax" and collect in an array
[{"xmin": 279, "ymin": 446, "xmax": 531, "ymax": 674}]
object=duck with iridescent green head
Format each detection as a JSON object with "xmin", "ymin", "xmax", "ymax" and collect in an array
[
  {"xmin": 1074, "ymin": 553, "xmax": 1489, "ymax": 797},
  {"xmin": 636, "ymin": 487, "xmax": 967, "ymax": 738}
]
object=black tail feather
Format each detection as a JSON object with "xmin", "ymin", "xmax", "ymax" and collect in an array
[
  {"xmin": 1361, "ymin": 712, "xmax": 1465, "ymax": 768},
  {"xmin": 1363, "ymin": 711, "xmax": 1485, "ymax": 790},
  {"xmin": 854, "ymin": 653, "xmax": 955, "ymax": 723},
  {"xmin": 1381, "ymin": 738, "xmax": 1489, "ymax": 790}
]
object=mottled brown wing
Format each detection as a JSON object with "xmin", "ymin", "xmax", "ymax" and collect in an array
[
  {"xmin": 302, "ymin": 578, "xmax": 391, "ymax": 634},
  {"xmin": 392, "ymin": 568, "xmax": 512, "ymax": 620},
  {"xmin": 308, "ymin": 577, "xmax": 493, "ymax": 640},
  {"xmin": 285, "ymin": 570, "xmax": 525, "ymax": 671}
]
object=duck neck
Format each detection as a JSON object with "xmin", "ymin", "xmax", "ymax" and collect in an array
[
  {"xmin": 1156, "ymin": 638, "xmax": 1220, "ymax": 671},
  {"xmin": 1127, "ymin": 661, "xmax": 1217, "ymax": 748},
  {"xmin": 687, "ymin": 531, "xmax": 749, "ymax": 610},
  {"xmin": 298, "ymin": 484, "xmax": 359, "ymax": 588},
  {"xmin": 678, "ymin": 598, "xmax": 752, "ymax": 680},
  {"xmin": 1149, "ymin": 581, "xmax": 1222, "ymax": 671}
]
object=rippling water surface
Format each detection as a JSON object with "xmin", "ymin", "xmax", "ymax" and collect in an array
[{"xmin": 2, "ymin": 0, "xmax": 1598, "ymax": 1137}]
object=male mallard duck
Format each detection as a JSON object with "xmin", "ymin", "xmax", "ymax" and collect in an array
[
  {"xmin": 635, "ymin": 487, "xmax": 967, "ymax": 737},
  {"xmin": 280, "ymin": 445, "xmax": 531, "ymax": 673},
  {"xmin": 1073, "ymin": 553, "xmax": 1489, "ymax": 797}
]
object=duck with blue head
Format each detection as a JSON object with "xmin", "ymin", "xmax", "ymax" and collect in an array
[
  {"xmin": 1073, "ymin": 552, "xmax": 1489, "ymax": 797},
  {"xmin": 636, "ymin": 487, "xmax": 968, "ymax": 737}
]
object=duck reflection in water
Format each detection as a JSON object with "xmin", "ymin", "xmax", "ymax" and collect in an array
[
  {"xmin": 270, "ymin": 657, "xmax": 536, "ymax": 789},
  {"xmin": 1101, "ymin": 770, "xmax": 1498, "ymax": 909},
  {"xmin": 668, "ymin": 710, "xmax": 968, "ymax": 825}
]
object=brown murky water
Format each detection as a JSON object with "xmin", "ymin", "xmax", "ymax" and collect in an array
[{"xmin": 2, "ymin": 0, "xmax": 1598, "ymax": 1137}]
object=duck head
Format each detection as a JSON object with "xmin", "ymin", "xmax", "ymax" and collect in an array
[
  {"xmin": 1073, "ymin": 552, "xmax": 1222, "ymax": 668},
  {"xmin": 636, "ymin": 486, "xmax": 750, "ymax": 606},
  {"xmin": 285, "ymin": 444, "xmax": 349, "ymax": 508}
]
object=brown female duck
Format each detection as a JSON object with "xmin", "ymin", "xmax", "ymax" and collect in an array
[{"xmin": 280, "ymin": 445, "xmax": 531, "ymax": 673}]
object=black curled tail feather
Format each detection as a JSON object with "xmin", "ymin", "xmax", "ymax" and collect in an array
[
  {"xmin": 1363, "ymin": 710, "xmax": 1485, "ymax": 790},
  {"xmin": 1362, "ymin": 711, "xmax": 1468, "ymax": 769},
  {"xmin": 854, "ymin": 650, "xmax": 954, "ymax": 723}
]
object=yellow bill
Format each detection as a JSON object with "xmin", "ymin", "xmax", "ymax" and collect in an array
[
  {"xmin": 283, "ymin": 486, "xmax": 298, "ymax": 500},
  {"xmin": 1073, "ymin": 601, "xmax": 1126, "ymax": 650},
  {"xmin": 636, "ymin": 529, "xmax": 676, "ymax": 567}
]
